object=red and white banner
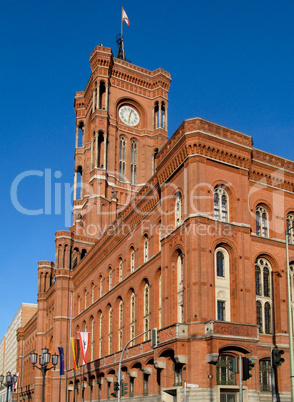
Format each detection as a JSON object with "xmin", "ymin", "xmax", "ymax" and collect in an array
[
  {"xmin": 122, "ymin": 7, "xmax": 130, "ymax": 27},
  {"xmin": 78, "ymin": 332, "xmax": 90, "ymax": 365}
]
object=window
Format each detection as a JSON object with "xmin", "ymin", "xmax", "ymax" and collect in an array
[
  {"xmin": 174, "ymin": 363, "xmax": 183, "ymax": 387},
  {"xmin": 109, "ymin": 268, "xmax": 112, "ymax": 290},
  {"xmin": 99, "ymin": 313, "xmax": 103, "ymax": 358},
  {"xmin": 144, "ymin": 282, "xmax": 150, "ymax": 340},
  {"xmin": 84, "ymin": 290, "xmax": 87, "ymax": 309},
  {"xmin": 287, "ymin": 214, "xmax": 294, "ymax": 244},
  {"xmin": 255, "ymin": 257, "xmax": 272, "ymax": 334},
  {"xmin": 217, "ymin": 301, "xmax": 226, "ymax": 321},
  {"xmin": 256, "ymin": 205, "xmax": 268, "ymax": 237},
  {"xmin": 144, "ymin": 235, "xmax": 149, "ymax": 263},
  {"xmin": 175, "ymin": 192, "xmax": 182, "ymax": 227},
  {"xmin": 177, "ymin": 253, "xmax": 184, "ymax": 323},
  {"xmin": 119, "ymin": 258, "xmax": 123, "ymax": 282},
  {"xmin": 91, "ymin": 283, "xmax": 95, "ymax": 304},
  {"xmin": 214, "ymin": 186, "xmax": 228, "ymax": 222},
  {"xmin": 130, "ymin": 292, "xmax": 135, "ymax": 345},
  {"xmin": 143, "ymin": 373, "xmax": 149, "ymax": 396},
  {"xmin": 99, "ymin": 276, "xmax": 103, "ymax": 297},
  {"xmin": 108, "ymin": 307, "xmax": 113, "ymax": 354},
  {"xmin": 131, "ymin": 140, "xmax": 137, "ymax": 185},
  {"xmin": 78, "ymin": 296, "xmax": 81, "ymax": 314},
  {"xmin": 217, "ymin": 355, "xmax": 236, "ymax": 385},
  {"xmin": 119, "ymin": 300, "xmax": 123, "ymax": 350},
  {"xmin": 130, "ymin": 247, "xmax": 135, "ymax": 273},
  {"xmin": 119, "ymin": 136, "xmax": 126, "ymax": 181},
  {"xmin": 259, "ymin": 359, "xmax": 271, "ymax": 392},
  {"xmin": 90, "ymin": 317, "xmax": 94, "ymax": 361},
  {"xmin": 215, "ymin": 247, "xmax": 230, "ymax": 321},
  {"xmin": 217, "ymin": 251, "xmax": 225, "ymax": 277}
]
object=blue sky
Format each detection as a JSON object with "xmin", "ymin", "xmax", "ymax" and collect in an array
[{"xmin": 1, "ymin": 0, "xmax": 294, "ymax": 340}]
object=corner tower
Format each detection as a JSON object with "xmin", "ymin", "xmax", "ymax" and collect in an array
[{"xmin": 72, "ymin": 45, "xmax": 171, "ymax": 238}]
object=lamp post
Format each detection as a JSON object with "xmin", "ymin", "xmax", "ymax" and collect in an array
[
  {"xmin": 30, "ymin": 347, "xmax": 58, "ymax": 402},
  {"xmin": 286, "ymin": 224, "xmax": 294, "ymax": 401},
  {"xmin": 0, "ymin": 371, "xmax": 18, "ymax": 402}
]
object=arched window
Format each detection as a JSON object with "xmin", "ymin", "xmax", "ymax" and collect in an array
[
  {"xmin": 99, "ymin": 276, "xmax": 103, "ymax": 298},
  {"xmin": 108, "ymin": 307, "xmax": 113, "ymax": 355},
  {"xmin": 256, "ymin": 205, "xmax": 268, "ymax": 237},
  {"xmin": 91, "ymin": 283, "xmax": 95, "ymax": 304},
  {"xmin": 131, "ymin": 140, "xmax": 137, "ymax": 185},
  {"xmin": 158, "ymin": 221, "xmax": 162, "ymax": 251},
  {"xmin": 119, "ymin": 136, "xmax": 126, "ymax": 181},
  {"xmin": 90, "ymin": 317, "xmax": 94, "ymax": 361},
  {"xmin": 84, "ymin": 289, "xmax": 87, "ymax": 310},
  {"xmin": 119, "ymin": 300, "xmax": 123, "ymax": 350},
  {"xmin": 130, "ymin": 247, "xmax": 135, "ymax": 273},
  {"xmin": 255, "ymin": 257, "xmax": 272, "ymax": 334},
  {"xmin": 130, "ymin": 291, "xmax": 135, "ymax": 345},
  {"xmin": 144, "ymin": 282, "xmax": 150, "ymax": 340},
  {"xmin": 177, "ymin": 253, "xmax": 184, "ymax": 323},
  {"xmin": 287, "ymin": 213, "xmax": 294, "ymax": 244},
  {"xmin": 214, "ymin": 186, "xmax": 228, "ymax": 222},
  {"xmin": 215, "ymin": 247, "xmax": 230, "ymax": 321},
  {"xmin": 216, "ymin": 251, "xmax": 224, "ymax": 277},
  {"xmin": 144, "ymin": 235, "xmax": 149, "ymax": 263},
  {"xmin": 259, "ymin": 359, "xmax": 271, "ymax": 392},
  {"xmin": 109, "ymin": 268, "xmax": 112, "ymax": 291},
  {"xmin": 216, "ymin": 355, "xmax": 236, "ymax": 385},
  {"xmin": 99, "ymin": 313, "xmax": 103, "ymax": 358},
  {"xmin": 78, "ymin": 296, "xmax": 81, "ymax": 315},
  {"xmin": 175, "ymin": 192, "xmax": 182, "ymax": 227},
  {"xmin": 119, "ymin": 258, "xmax": 123, "ymax": 282}
]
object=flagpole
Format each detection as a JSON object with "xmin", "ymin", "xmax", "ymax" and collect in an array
[
  {"xmin": 121, "ymin": 6, "xmax": 123, "ymax": 39},
  {"xmin": 65, "ymin": 337, "xmax": 68, "ymax": 402},
  {"xmin": 58, "ymin": 343, "xmax": 61, "ymax": 402},
  {"xmin": 82, "ymin": 364, "xmax": 85, "ymax": 402}
]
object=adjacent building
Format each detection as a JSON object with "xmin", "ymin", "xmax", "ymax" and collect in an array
[
  {"xmin": 0, "ymin": 304, "xmax": 37, "ymax": 402},
  {"xmin": 16, "ymin": 44, "xmax": 294, "ymax": 402}
]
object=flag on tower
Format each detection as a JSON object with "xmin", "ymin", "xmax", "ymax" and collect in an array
[
  {"xmin": 122, "ymin": 7, "xmax": 130, "ymax": 27},
  {"xmin": 78, "ymin": 332, "xmax": 91, "ymax": 365}
]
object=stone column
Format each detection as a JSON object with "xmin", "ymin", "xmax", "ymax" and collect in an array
[
  {"xmin": 92, "ymin": 89, "xmax": 96, "ymax": 113},
  {"xmin": 75, "ymin": 126, "xmax": 79, "ymax": 148},
  {"xmin": 165, "ymin": 105, "xmax": 168, "ymax": 131},
  {"xmin": 159, "ymin": 102, "xmax": 162, "ymax": 129},
  {"xmin": 62, "ymin": 246, "xmax": 65, "ymax": 269},
  {"xmin": 82, "ymin": 128, "xmax": 85, "ymax": 147},
  {"xmin": 95, "ymin": 132, "xmax": 99, "ymax": 168},
  {"xmin": 96, "ymin": 81, "xmax": 100, "ymax": 110},
  {"xmin": 74, "ymin": 172, "xmax": 77, "ymax": 201},
  {"xmin": 105, "ymin": 84, "xmax": 109, "ymax": 111},
  {"xmin": 90, "ymin": 138, "xmax": 94, "ymax": 170},
  {"xmin": 104, "ymin": 133, "xmax": 107, "ymax": 169},
  {"xmin": 152, "ymin": 106, "xmax": 155, "ymax": 130}
]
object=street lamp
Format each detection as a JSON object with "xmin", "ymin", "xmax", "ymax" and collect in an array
[
  {"xmin": 0, "ymin": 371, "xmax": 18, "ymax": 402},
  {"xmin": 286, "ymin": 223, "xmax": 294, "ymax": 401},
  {"xmin": 30, "ymin": 347, "xmax": 58, "ymax": 402}
]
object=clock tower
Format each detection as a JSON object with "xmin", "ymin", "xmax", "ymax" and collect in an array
[{"xmin": 72, "ymin": 45, "xmax": 171, "ymax": 238}]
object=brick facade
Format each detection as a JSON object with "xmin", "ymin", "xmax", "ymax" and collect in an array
[{"xmin": 16, "ymin": 45, "xmax": 294, "ymax": 402}]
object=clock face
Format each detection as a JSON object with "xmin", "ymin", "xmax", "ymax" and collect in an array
[{"xmin": 119, "ymin": 106, "xmax": 140, "ymax": 126}]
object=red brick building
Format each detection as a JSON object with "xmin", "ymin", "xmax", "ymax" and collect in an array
[{"xmin": 16, "ymin": 45, "xmax": 294, "ymax": 402}]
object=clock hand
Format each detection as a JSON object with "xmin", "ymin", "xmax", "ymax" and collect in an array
[{"xmin": 128, "ymin": 110, "xmax": 133, "ymax": 122}]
